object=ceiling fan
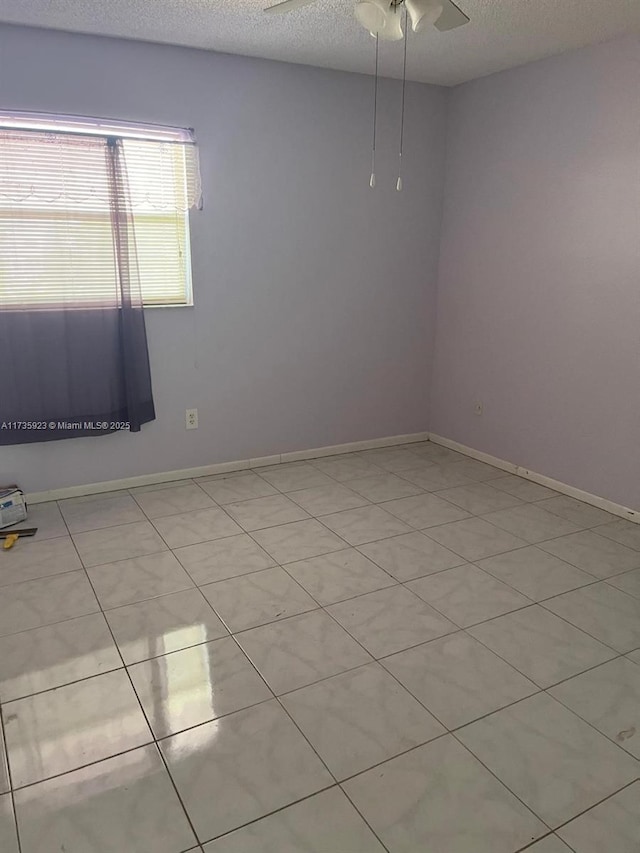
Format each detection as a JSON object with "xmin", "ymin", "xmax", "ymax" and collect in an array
[
  {"xmin": 264, "ymin": 0, "xmax": 470, "ymax": 40},
  {"xmin": 265, "ymin": 0, "xmax": 470, "ymax": 192}
]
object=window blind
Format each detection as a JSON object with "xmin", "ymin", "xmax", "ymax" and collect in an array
[{"xmin": 0, "ymin": 114, "xmax": 201, "ymax": 308}]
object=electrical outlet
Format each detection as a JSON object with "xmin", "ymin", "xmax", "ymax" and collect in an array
[
  {"xmin": 185, "ymin": 408, "xmax": 198, "ymax": 430},
  {"xmin": 474, "ymin": 402, "xmax": 483, "ymax": 416}
]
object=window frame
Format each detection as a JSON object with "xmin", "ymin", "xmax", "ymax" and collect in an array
[{"xmin": 0, "ymin": 111, "xmax": 198, "ymax": 310}]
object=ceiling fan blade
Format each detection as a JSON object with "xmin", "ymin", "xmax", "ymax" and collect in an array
[
  {"xmin": 264, "ymin": 0, "xmax": 319, "ymax": 13},
  {"xmin": 434, "ymin": 0, "xmax": 470, "ymax": 31}
]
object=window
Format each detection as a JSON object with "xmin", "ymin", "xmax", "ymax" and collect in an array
[{"xmin": 0, "ymin": 113, "xmax": 201, "ymax": 308}]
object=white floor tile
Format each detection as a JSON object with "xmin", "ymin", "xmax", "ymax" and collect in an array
[
  {"xmin": 408, "ymin": 444, "xmax": 464, "ymax": 464},
  {"xmin": 490, "ymin": 475, "xmax": 559, "ymax": 503},
  {"xmin": 594, "ymin": 521, "xmax": 640, "ymax": 552},
  {"xmin": 525, "ymin": 838, "xmax": 573, "ymax": 853},
  {"xmin": 0, "ymin": 613, "xmax": 121, "ymax": 701},
  {"xmin": 0, "ymin": 572, "xmax": 99, "ymax": 638},
  {"xmin": 476, "ymin": 546, "xmax": 594, "ymax": 601},
  {"xmin": 202, "ymin": 787, "xmax": 386, "ymax": 853},
  {"xmin": 347, "ymin": 473, "xmax": 423, "ymax": 503},
  {"xmin": 607, "ymin": 567, "xmax": 640, "ymax": 599},
  {"xmin": 550, "ymin": 657, "xmax": 640, "ymax": 758},
  {"xmin": 251, "ymin": 520, "xmax": 345, "ymax": 564},
  {"xmin": 320, "ymin": 506, "xmax": 412, "ymax": 546},
  {"xmin": 160, "ymin": 700, "xmax": 332, "ymax": 842},
  {"xmin": 281, "ymin": 662, "xmax": 444, "ymax": 779},
  {"xmin": 3, "ymin": 454, "xmax": 636, "ymax": 853},
  {"xmin": 441, "ymin": 458, "xmax": 504, "ymax": 482},
  {"xmin": 543, "ymin": 583, "xmax": 640, "ymax": 653},
  {"xmin": 105, "ymin": 588, "xmax": 228, "ymax": 665},
  {"xmin": 358, "ymin": 531, "xmax": 465, "ymax": 581},
  {"xmin": 468, "ymin": 605, "xmax": 615, "ymax": 688},
  {"xmin": 285, "ymin": 549, "xmax": 396, "ymax": 605},
  {"xmin": 0, "ymin": 536, "xmax": 82, "ymax": 588},
  {"xmin": 482, "ymin": 504, "xmax": 582, "ymax": 544},
  {"xmin": 257, "ymin": 462, "xmax": 334, "ymax": 492},
  {"xmin": 201, "ymin": 567, "xmax": 317, "ymax": 632},
  {"xmin": 343, "ymin": 734, "xmax": 546, "ymax": 853},
  {"xmin": 173, "ymin": 534, "xmax": 275, "ymax": 585},
  {"xmin": 153, "ymin": 509, "xmax": 242, "ymax": 549},
  {"xmin": 425, "ymin": 517, "xmax": 528, "ymax": 561},
  {"xmin": 390, "ymin": 460, "xmax": 441, "ymax": 483},
  {"xmin": 88, "ymin": 551, "xmax": 194, "ymax": 609},
  {"xmin": 223, "ymin": 494, "xmax": 309, "ymax": 531},
  {"xmin": 73, "ymin": 521, "xmax": 167, "ymax": 568},
  {"xmin": 236, "ymin": 610, "xmax": 372, "ymax": 695},
  {"xmin": 14, "ymin": 745, "xmax": 196, "ymax": 853},
  {"xmin": 129, "ymin": 637, "xmax": 272, "ymax": 738},
  {"xmin": 327, "ymin": 586, "xmax": 456, "ymax": 658},
  {"xmin": 357, "ymin": 447, "xmax": 424, "ymax": 473},
  {"xmin": 0, "ymin": 794, "xmax": 18, "ymax": 853},
  {"xmin": 198, "ymin": 472, "xmax": 278, "ymax": 505},
  {"xmin": 3, "ymin": 669, "xmax": 152, "ymax": 787},
  {"xmin": 436, "ymin": 483, "xmax": 523, "ymax": 515},
  {"xmin": 382, "ymin": 632, "xmax": 537, "ymax": 729},
  {"xmin": 60, "ymin": 494, "xmax": 146, "ymax": 534},
  {"xmin": 0, "ymin": 731, "xmax": 8, "ymax": 793},
  {"xmin": 401, "ymin": 463, "xmax": 475, "ymax": 491},
  {"xmin": 288, "ymin": 483, "xmax": 370, "ymax": 515},
  {"xmin": 132, "ymin": 484, "xmax": 216, "ymax": 519},
  {"xmin": 557, "ymin": 782, "xmax": 640, "ymax": 853},
  {"xmin": 540, "ymin": 530, "xmax": 640, "ymax": 579},
  {"xmin": 407, "ymin": 564, "xmax": 530, "ymax": 627},
  {"xmin": 458, "ymin": 693, "xmax": 638, "ymax": 827},
  {"xmin": 309, "ymin": 454, "xmax": 384, "ymax": 482},
  {"xmin": 536, "ymin": 495, "xmax": 617, "ymax": 529},
  {"xmin": 381, "ymin": 493, "xmax": 471, "ymax": 529}
]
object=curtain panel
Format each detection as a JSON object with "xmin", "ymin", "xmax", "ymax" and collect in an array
[{"xmin": 0, "ymin": 132, "xmax": 155, "ymax": 445}]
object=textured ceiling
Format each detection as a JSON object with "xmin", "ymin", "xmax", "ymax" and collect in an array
[{"xmin": 0, "ymin": 0, "xmax": 639, "ymax": 85}]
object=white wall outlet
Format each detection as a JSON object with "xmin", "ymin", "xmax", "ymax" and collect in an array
[
  {"xmin": 474, "ymin": 402, "xmax": 483, "ymax": 416},
  {"xmin": 185, "ymin": 408, "xmax": 198, "ymax": 430}
]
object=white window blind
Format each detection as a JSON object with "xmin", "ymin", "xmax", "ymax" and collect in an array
[{"xmin": 0, "ymin": 113, "xmax": 201, "ymax": 308}]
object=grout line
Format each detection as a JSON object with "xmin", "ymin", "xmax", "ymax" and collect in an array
[
  {"xmin": 0, "ymin": 563, "xmax": 89, "ymax": 591},
  {"xmin": 530, "ymin": 777, "xmax": 639, "ymax": 847},
  {"xmin": 448, "ymin": 731, "xmax": 555, "ymax": 836},
  {"xmin": 0, "ymin": 661, "xmax": 125, "ymax": 706},
  {"xmin": 0, "ymin": 703, "xmax": 22, "ymax": 853},
  {"xmin": 194, "ymin": 781, "xmax": 379, "ymax": 850},
  {"xmin": 514, "ymin": 833, "xmax": 565, "ymax": 852}
]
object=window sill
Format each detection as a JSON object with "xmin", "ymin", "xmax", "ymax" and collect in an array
[{"xmin": 144, "ymin": 302, "xmax": 194, "ymax": 309}]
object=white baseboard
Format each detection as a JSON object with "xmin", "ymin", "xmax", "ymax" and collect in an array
[
  {"xmin": 428, "ymin": 433, "xmax": 639, "ymax": 524},
  {"xmin": 26, "ymin": 431, "xmax": 431, "ymax": 504},
  {"xmin": 26, "ymin": 428, "xmax": 639, "ymax": 524}
]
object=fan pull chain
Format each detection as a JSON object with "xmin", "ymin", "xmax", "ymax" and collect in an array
[
  {"xmin": 397, "ymin": 5, "xmax": 408, "ymax": 192},
  {"xmin": 370, "ymin": 33, "xmax": 379, "ymax": 188}
]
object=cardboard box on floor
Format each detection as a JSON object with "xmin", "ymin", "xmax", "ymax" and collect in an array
[{"xmin": 0, "ymin": 485, "xmax": 27, "ymax": 529}]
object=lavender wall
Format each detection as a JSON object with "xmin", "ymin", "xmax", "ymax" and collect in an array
[
  {"xmin": 0, "ymin": 25, "xmax": 447, "ymax": 493},
  {"xmin": 431, "ymin": 37, "xmax": 640, "ymax": 510}
]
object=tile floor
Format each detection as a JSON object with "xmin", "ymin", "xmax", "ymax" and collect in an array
[{"xmin": 0, "ymin": 441, "xmax": 639, "ymax": 852}]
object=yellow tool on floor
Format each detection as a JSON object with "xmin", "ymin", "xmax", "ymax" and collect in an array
[{"xmin": 0, "ymin": 527, "xmax": 38, "ymax": 549}]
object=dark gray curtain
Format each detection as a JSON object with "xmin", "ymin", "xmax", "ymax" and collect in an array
[{"xmin": 0, "ymin": 136, "xmax": 155, "ymax": 445}]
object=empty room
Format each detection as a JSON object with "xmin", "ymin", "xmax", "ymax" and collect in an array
[{"xmin": 0, "ymin": 1, "xmax": 639, "ymax": 851}]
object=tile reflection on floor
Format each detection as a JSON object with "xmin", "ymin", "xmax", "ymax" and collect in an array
[{"xmin": 0, "ymin": 442, "xmax": 638, "ymax": 852}]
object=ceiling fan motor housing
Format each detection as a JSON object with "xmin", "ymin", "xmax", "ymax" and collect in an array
[{"xmin": 355, "ymin": 0, "xmax": 444, "ymax": 39}]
